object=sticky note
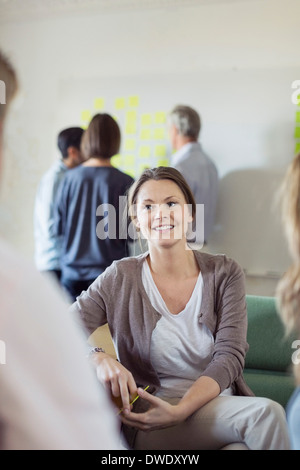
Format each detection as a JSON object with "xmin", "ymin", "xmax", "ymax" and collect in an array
[
  {"xmin": 139, "ymin": 145, "xmax": 151, "ymax": 158},
  {"xmin": 129, "ymin": 95, "xmax": 139, "ymax": 107},
  {"xmin": 155, "ymin": 144, "xmax": 167, "ymax": 157},
  {"xmin": 125, "ymin": 122, "xmax": 137, "ymax": 134},
  {"xmin": 294, "ymin": 126, "xmax": 300, "ymax": 139},
  {"xmin": 140, "ymin": 129, "xmax": 151, "ymax": 140},
  {"xmin": 124, "ymin": 139, "xmax": 136, "ymax": 151},
  {"xmin": 94, "ymin": 97, "xmax": 105, "ymax": 110},
  {"xmin": 111, "ymin": 154, "xmax": 122, "ymax": 167},
  {"xmin": 157, "ymin": 159, "xmax": 169, "ymax": 167},
  {"xmin": 115, "ymin": 97, "xmax": 126, "ymax": 110},
  {"xmin": 141, "ymin": 113, "xmax": 152, "ymax": 126},
  {"xmin": 124, "ymin": 154, "xmax": 135, "ymax": 166},
  {"xmin": 296, "ymin": 112, "xmax": 300, "ymax": 124},
  {"xmin": 295, "ymin": 142, "xmax": 300, "ymax": 155},
  {"xmin": 154, "ymin": 128, "xmax": 165, "ymax": 140},
  {"xmin": 126, "ymin": 110, "xmax": 137, "ymax": 122},
  {"xmin": 154, "ymin": 111, "xmax": 166, "ymax": 124},
  {"xmin": 81, "ymin": 110, "xmax": 92, "ymax": 122}
]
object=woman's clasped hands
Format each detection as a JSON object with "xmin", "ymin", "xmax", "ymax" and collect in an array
[{"xmin": 96, "ymin": 355, "xmax": 182, "ymax": 431}]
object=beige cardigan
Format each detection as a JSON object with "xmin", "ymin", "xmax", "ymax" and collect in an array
[{"xmin": 70, "ymin": 250, "xmax": 254, "ymax": 447}]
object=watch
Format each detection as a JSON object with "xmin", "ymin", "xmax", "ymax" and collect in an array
[{"xmin": 87, "ymin": 347, "xmax": 106, "ymax": 357}]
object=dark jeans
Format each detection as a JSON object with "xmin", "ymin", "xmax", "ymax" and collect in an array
[{"xmin": 60, "ymin": 278, "xmax": 95, "ymax": 303}]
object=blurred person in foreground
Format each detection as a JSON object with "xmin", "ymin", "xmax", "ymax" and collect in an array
[
  {"xmin": 0, "ymin": 49, "xmax": 122, "ymax": 450},
  {"xmin": 276, "ymin": 152, "xmax": 300, "ymax": 450}
]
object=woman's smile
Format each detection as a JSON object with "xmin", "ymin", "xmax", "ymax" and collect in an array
[{"xmin": 152, "ymin": 224, "xmax": 175, "ymax": 232}]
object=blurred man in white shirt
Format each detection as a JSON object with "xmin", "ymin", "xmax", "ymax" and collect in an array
[{"xmin": 34, "ymin": 126, "xmax": 84, "ymax": 281}]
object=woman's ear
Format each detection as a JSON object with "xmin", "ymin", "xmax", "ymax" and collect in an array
[
  {"xmin": 131, "ymin": 217, "xmax": 140, "ymax": 231},
  {"xmin": 188, "ymin": 213, "xmax": 193, "ymax": 224},
  {"xmin": 185, "ymin": 206, "xmax": 193, "ymax": 225}
]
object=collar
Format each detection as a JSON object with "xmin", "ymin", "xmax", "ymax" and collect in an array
[
  {"xmin": 171, "ymin": 141, "xmax": 201, "ymax": 166},
  {"xmin": 58, "ymin": 159, "xmax": 68, "ymax": 170}
]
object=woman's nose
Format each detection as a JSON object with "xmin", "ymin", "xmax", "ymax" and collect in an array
[
  {"xmin": 153, "ymin": 205, "xmax": 163, "ymax": 219},
  {"xmin": 153, "ymin": 204, "xmax": 168, "ymax": 220}
]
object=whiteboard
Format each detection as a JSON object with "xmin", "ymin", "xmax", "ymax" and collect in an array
[{"xmin": 54, "ymin": 67, "xmax": 298, "ymax": 275}]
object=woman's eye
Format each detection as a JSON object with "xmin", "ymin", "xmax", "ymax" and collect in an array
[
  {"xmin": 167, "ymin": 201, "xmax": 176, "ymax": 207},
  {"xmin": 145, "ymin": 204, "xmax": 152, "ymax": 210}
]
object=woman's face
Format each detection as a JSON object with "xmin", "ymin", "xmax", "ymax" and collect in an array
[{"xmin": 135, "ymin": 178, "xmax": 193, "ymax": 246}]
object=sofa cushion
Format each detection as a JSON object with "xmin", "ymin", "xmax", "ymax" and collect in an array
[
  {"xmin": 243, "ymin": 369, "xmax": 295, "ymax": 408},
  {"xmin": 245, "ymin": 295, "xmax": 295, "ymax": 372}
]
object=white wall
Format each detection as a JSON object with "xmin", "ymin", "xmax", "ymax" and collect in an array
[{"xmin": 0, "ymin": 0, "xmax": 299, "ymax": 295}]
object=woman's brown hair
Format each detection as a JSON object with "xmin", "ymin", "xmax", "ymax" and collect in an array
[{"xmin": 81, "ymin": 113, "xmax": 121, "ymax": 160}]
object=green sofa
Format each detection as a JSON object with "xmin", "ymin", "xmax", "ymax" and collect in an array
[{"xmin": 244, "ymin": 295, "xmax": 296, "ymax": 408}]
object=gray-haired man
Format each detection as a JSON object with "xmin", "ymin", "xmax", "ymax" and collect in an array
[{"xmin": 168, "ymin": 104, "xmax": 219, "ymax": 244}]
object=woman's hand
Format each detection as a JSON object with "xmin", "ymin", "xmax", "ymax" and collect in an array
[
  {"xmin": 95, "ymin": 355, "xmax": 137, "ymax": 413},
  {"xmin": 120, "ymin": 387, "xmax": 182, "ymax": 431}
]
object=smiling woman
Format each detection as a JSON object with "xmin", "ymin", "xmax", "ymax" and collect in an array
[
  {"xmin": 128, "ymin": 167, "xmax": 196, "ymax": 246},
  {"xmin": 69, "ymin": 166, "xmax": 290, "ymax": 451},
  {"xmin": 135, "ymin": 181, "xmax": 193, "ymax": 243}
]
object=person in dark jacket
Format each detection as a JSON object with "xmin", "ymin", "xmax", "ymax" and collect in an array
[{"xmin": 53, "ymin": 113, "xmax": 134, "ymax": 301}]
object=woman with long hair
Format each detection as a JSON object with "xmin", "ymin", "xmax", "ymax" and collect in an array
[{"xmin": 276, "ymin": 152, "xmax": 300, "ymax": 450}]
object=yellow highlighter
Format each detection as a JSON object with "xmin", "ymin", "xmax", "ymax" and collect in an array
[{"xmin": 117, "ymin": 385, "xmax": 149, "ymax": 415}]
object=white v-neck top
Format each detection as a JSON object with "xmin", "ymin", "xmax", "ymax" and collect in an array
[{"xmin": 142, "ymin": 260, "xmax": 215, "ymax": 398}]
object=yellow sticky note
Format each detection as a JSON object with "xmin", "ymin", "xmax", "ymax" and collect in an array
[
  {"xmin": 154, "ymin": 111, "xmax": 166, "ymax": 124},
  {"xmin": 115, "ymin": 97, "xmax": 126, "ymax": 110},
  {"xmin": 157, "ymin": 158, "xmax": 169, "ymax": 167},
  {"xmin": 124, "ymin": 154, "xmax": 135, "ymax": 166},
  {"xmin": 155, "ymin": 144, "xmax": 167, "ymax": 157},
  {"xmin": 139, "ymin": 145, "xmax": 151, "ymax": 158},
  {"xmin": 296, "ymin": 112, "xmax": 300, "ymax": 124},
  {"xmin": 111, "ymin": 154, "xmax": 122, "ymax": 167},
  {"xmin": 141, "ymin": 113, "xmax": 152, "ymax": 126},
  {"xmin": 295, "ymin": 142, "xmax": 300, "ymax": 155},
  {"xmin": 94, "ymin": 97, "xmax": 105, "ymax": 110},
  {"xmin": 140, "ymin": 129, "xmax": 151, "ymax": 140},
  {"xmin": 153, "ymin": 128, "xmax": 166, "ymax": 140},
  {"xmin": 124, "ymin": 139, "xmax": 136, "ymax": 151},
  {"xmin": 129, "ymin": 95, "xmax": 139, "ymax": 107},
  {"xmin": 294, "ymin": 127, "xmax": 300, "ymax": 139},
  {"xmin": 81, "ymin": 110, "xmax": 92, "ymax": 122},
  {"xmin": 126, "ymin": 110, "xmax": 137, "ymax": 122},
  {"xmin": 125, "ymin": 122, "xmax": 137, "ymax": 134}
]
